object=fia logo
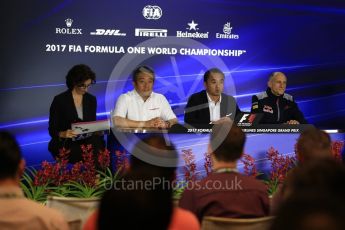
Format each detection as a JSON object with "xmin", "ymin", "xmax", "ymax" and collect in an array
[
  {"xmin": 223, "ymin": 22, "xmax": 232, "ymax": 34},
  {"xmin": 142, "ymin": 5, "xmax": 162, "ymax": 20}
]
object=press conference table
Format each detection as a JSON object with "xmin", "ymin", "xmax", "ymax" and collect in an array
[
  {"xmin": 108, "ymin": 124, "xmax": 344, "ymax": 167},
  {"xmin": 113, "ymin": 124, "xmax": 342, "ymax": 134},
  {"xmin": 114, "ymin": 127, "xmax": 169, "ymax": 133}
]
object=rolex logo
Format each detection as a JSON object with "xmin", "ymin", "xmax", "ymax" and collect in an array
[
  {"xmin": 65, "ymin": 18, "xmax": 73, "ymax": 27},
  {"xmin": 56, "ymin": 18, "xmax": 82, "ymax": 35}
]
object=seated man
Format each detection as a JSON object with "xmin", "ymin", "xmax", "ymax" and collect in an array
[
  {"xmin": 113, "ymin": 66, "xmax": 178, "ymax": 129},
  {"xmin": 179, "ymin": 123, "xmax": 269, "ymax": 222},
  {"xmin": 0, "ymin": 131, "xmax": 68, "ymax": 230},
  {"xmin": 251, "ymin": 72, "xmax": 307, "ymax": 124},
  {"xmin": 184, "ymin": 68, "xmax": 241, "ymax": 126}
]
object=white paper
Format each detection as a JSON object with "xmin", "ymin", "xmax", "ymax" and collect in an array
[{"xmin": 71, "ymin": 119, "xmax": 110, "ymax": 134}]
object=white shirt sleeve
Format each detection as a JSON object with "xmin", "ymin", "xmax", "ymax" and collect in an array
[
  {"xmin": 160, "ymin": 95, "xmax": 177, "ymax": 121},
  {"xmin": 113, "ymin": 94, "xmax": 128, "ymax": 118}
]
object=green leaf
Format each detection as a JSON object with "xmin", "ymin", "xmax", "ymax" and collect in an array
[{"xmin": 20, "ymin": 167, "xmax": 49, "ymax": 203}]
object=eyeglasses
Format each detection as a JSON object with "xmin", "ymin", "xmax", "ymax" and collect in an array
[{"xmin": 77, "ymin": 83, "xmax": 94, "ymax": 89}]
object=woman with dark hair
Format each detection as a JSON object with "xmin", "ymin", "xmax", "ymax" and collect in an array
[{"xmin": 48, "ymin": 64, "xmax": 104, "ymax": 163}]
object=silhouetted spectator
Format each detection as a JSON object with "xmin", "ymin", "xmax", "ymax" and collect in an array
[
  {"xmin": 296, "ymin": 127, "xmax": 332, "ymax": 163},
  {"xmin": 271, "ymin": 127, "xmax": 333, "ymax": 214},
  {"xmin": 0, "ymin": 131, "xmax": 68, "ymax": 230},
  {"xmin": 271, "ymin": 159, "xmax": 345, "ymax": 230},
  {"xmin": 84, "ymin": 135, "xmax": 199, "ymax": 230}
]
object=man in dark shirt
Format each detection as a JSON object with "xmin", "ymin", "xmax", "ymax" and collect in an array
[
  {"xmin": 179, "ymin": 123, "xmax": 269, "ymax": 222},
  {"xmin": 251, "ymin": 72, "xmax": 307, "ymax": 124},
  {"xmin": 184, "ymin": 68, "xmax": 241, "ymax": 126}
]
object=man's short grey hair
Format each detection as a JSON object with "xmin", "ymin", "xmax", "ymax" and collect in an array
[
  {"xmin": 132, "ymin": 66, "xmax": 155, "ymax": 82},
  {"xmin": 269, "ymin": 72, "xmax": 286, "ymax": 82}
]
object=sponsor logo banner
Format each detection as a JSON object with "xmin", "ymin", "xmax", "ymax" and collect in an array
[
  {"xmin": 90, "ymin": 29, "xmax": 126, "ymax": 36},
  {"xmin": 216, "ymin": 22, "xmax": 240, "ymax": 39},
  {"xmin": 56, "ymin": 18, "xmax": 82, "ymax": 35},
  {"xmin": 142, "ymin": 5, "xmax": 162, "ymax": 20},
  {"xmin": 135, "ymin": 28, "xmax": 168, "ymax": 37},
  {"xmin": 176, "ymin": 20, "xmax": 209, "ymax": 39}
]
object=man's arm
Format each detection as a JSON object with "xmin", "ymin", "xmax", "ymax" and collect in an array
[
  {"xmin": 48, "ymin": 96, "xmax": 60, "ymax": 138},
  {"xmin": 113, "ymin": 94, "xmax": 157, "ymax": 128},
  {"xmin": 293, "ymin": 100, "xmax": 308, "ymax": 124},
  {"xmin": 251, "ymin": 95, "xmax": 260, "ymax": 113},
  {"xmin": 284, "ymin": 95, "xmax": 307, "ymax": 124},
  {"xmin": 166, "ymin": 118, "xmax": 178, "ymax": 128},
  {"xmin": 184, "ymin": 95, "xmax": 199, "ymax": 125},
  {"xmin": 113, "ymin": 116, "xmax": 161, "ymax": 128},
  {"xmin": 160, "ymin": 95, "xmax": 178, "ymax": 127},
  {"xmin": 235, "ymin": 103, "xmax": 242, "ymax": 117}
]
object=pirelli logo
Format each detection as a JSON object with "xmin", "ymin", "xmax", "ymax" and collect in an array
[{"xmin": 135, "ymin": 28, "xmax": 168, "ymax": 37}]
